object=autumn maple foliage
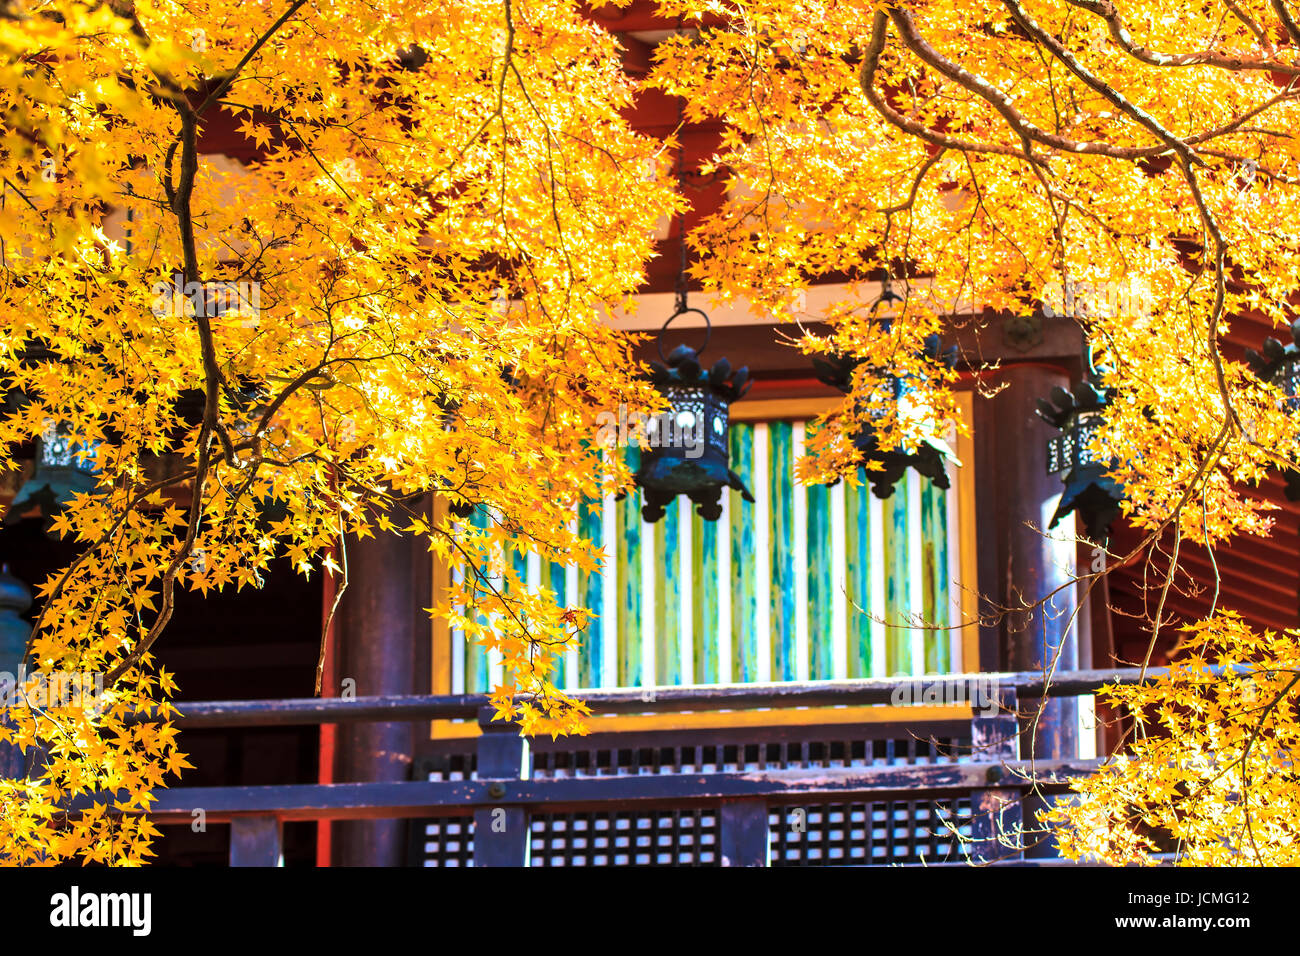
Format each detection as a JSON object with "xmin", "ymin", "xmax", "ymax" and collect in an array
[{"xmin": 2, "ymin": 0, "xmax": 1300, "ymax": 864}]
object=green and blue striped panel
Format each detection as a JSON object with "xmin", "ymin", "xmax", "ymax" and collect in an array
[{"xmin": 451, "ymin": 420, "xmax": 960, "ymax": 693}]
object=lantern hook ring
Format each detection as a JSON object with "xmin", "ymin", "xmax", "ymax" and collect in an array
[{"xmin": 657, "ymin": 306, "xmax": 712, "ymax": 364}]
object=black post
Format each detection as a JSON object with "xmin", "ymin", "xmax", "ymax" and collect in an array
[
  {"xmin": 229, "ymin": 815, "xmax": 283, "ymax": 867},
  {"xmin": 473, "ymin": 707, "xmax": 530, "ymax": 867},
  {"xmin": 719, "ymin": 797, "xmax": 770, "ymax": 866}
]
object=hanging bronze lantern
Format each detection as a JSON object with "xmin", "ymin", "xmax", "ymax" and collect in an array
[
  {"xmin": 4, "ymin": 420, "xmax": 100, "ymax": 526},
  {"xmin": 632, "ymin": 121, "xmax": 754, "ymax": 524},
  {"xmin": 1036, "ymin": 349, "xmax": 1125, "ymax": 541},
  {"xmin": 1245, "ymin": 318, "xmax": 1300, "ymax": 501},
  {"xmin": 634, "ymin": 307, "xmax": 754, "ymax": 523},
  {"xmin": 0, "ymin": 345, "xmax": 88, "ymax": 525},
  {"xmin": 811, "ymin": 288, "xmax": 959, "ymax": 498}
]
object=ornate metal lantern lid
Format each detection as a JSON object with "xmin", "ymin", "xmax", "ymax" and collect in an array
[
  {"xmin": 4, "ymin": 420, "xmax": 101, "ymax": 527},
  {"xmin": 1244, "ymin": 317, "xmax": 1300, "ymax": 501},
  {"xmin": 810, "ymin": 289, "xmax": 959, "ymax": 499},
  {"xmin": 633, "ymin": 308, "xmax": 754, "ymax": 523},
  {"xmin": 1036, "ymin": 352, "xmax": 1125, "ymax": 541}
]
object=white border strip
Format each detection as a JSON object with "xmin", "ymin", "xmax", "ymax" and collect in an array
[
  {"xmin": 907, "ymin": 471, "xmax": 926, "ymax": 677},
  {"xmin": 830, "ymin": 479, "xmax": 848, "ymax": 680},
  {"xmin": 753, "ymin": 423, "xmax": 772, "ymax": 683},
  {"xmin": 718, "ymin": 490, "xmax": 732, "ymax": 683},
  {"xmin": 602, "ymin": 492, "xmax": 618, "ymax": 689},
  {"xmin": 641, "ymin": 502, "xmax": 656, "ymax": 687},
  {"xmin": 680, "ymin": 499, "xmax": 693, "ymax": 683},
  {"xmin": 565, "ymin": 513, "xmax": 580, "ymax": 689},
  {"xmin": 451, "ymin": 564, "xmax": 465, "ymax": 694}
]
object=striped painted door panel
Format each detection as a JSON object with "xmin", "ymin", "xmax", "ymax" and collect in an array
[{"xmin": 450, "ymin": 419, "xmax": 963, "ymax": 693}]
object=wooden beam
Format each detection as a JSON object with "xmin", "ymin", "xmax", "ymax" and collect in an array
[{"xmin": 138, "ymin": 759, "xmax": 1102, "ymax": 824}]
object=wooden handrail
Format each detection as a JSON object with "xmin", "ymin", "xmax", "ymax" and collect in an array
[
  {"xmin": 105, "ymin": 676, "xmax": 1170, "ymax": 865},
  {"xmin": 161, "ymin": 665, "xmax": 1231, "ymax": 728}
]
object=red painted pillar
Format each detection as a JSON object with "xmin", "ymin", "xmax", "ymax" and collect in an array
[
  {"xmin": 329, "ymin": 497, "xmax": 431, "ymax": 867},
  {"xmin": 315, "ymin": 546, "xmax": 339, "ymax": 868}
]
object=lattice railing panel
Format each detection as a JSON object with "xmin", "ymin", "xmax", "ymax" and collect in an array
[{"xmin": 412, "ymin": 729, "xmax": 972, "ymax": 867}]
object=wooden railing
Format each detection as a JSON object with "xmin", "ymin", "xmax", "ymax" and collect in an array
[{"xmin": 127, "ymin": 667, "xmax": 1189, "ymax": 866}]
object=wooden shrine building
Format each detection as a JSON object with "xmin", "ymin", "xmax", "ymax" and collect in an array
[{"xmin": 1, "ymin": 1, "xmax": 1298, "ymax": 867}]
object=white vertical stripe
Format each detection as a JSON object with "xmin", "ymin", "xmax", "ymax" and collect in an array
[
  {"xmin": 907, "ymin": 470, "xmax": 926, "ymax": 676},
  {"xmin": 565, "ymin": 513, "xmax": 579, "ymax": 689},
  {"xmin": 526, "ymin": 549, "xmax": 553, "ymax": 685},
  {"xmin": 641, "ymin": 505, "xmax": 655, "ymax": 687},
  {"xmin": 601, "ymin": 492, "xmax": 618, "ymax": 689},
  {"xmin": 718, "ymin": 490, "xmax": 732, "ymax": 684},
  {"xmin": 1077, "ymin": 694, "xmax": 1098, "ymax": 759},
  {"xmin": 945, "ymin": 457, "xmax": 963, "ymax": 672},
  {"xmin": 679, "ymin": 499, "xmax": 693, "ymax": 684},
  {"xmin": 868, "ymin": 491, "xmax": 887, "ymax": 679},
  {"xmin": 488, "ymin": 644, "xmax": 504, "ymax": 688},
  {"xmin": 451, "ymin": 564, "xmax": 465, "ymax": 694},
  {"xmin": 753, "ymin": 423, "xmax": 772, "ymax": 683},
  {"xmin": 830, "ymin": 480, "xmax": 848, "ymax": 680},
  {"xmin": 488, "ymin": 508, "xmax": 504, "ymax": 689},
  {"xmin": 793, "ymin": 422, "xmax": 809, "ymax": 682}
]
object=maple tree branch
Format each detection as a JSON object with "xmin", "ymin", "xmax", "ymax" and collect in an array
[
  {"xmin": 24, "ymin": 464, "xmax": 202, "ymax": 644},
  {"xmin": 107, "ymin": 1, "xmax": 327, "ymax": 683},
  {"xmin": 857, "ymin": 10, "xmax": 1044, "ymax": 166},
  {"xmin": 880, "ymin": 147, "xmax": 947, "ymax": 215},
  {"xmin": 1223, "ymin": 0, "xmax": 1270, "ymax": 44},
  {"xmin": 1183, "ymin": 85, "xmax": 1300, "ymax": 146},
  {"xmin": 1271, "ymin": 0, "xmax": 1300, "ymax": 45},
  {"xmin": 196, "ymin": 0, "xmax": 309, "ymax": 117},
  {"xmin": 1002, "ymin": 0, "xmax": 1207, "ymax": 163},
  {"xmin": 884, "ymin": 1, "xmax": 1296, "ymax": 173},
  {"xmin": 1065, "ymin": 0, "xmax": 1300, "ymax": 73},
  {"xmin": 891, "ymin": 4, "xmax": 1177, "ymax": 162},
  {"xmin": 1198, "ymin": 147, "xmax": 1300, "ymax": 182},
  {"xmin": 1, "ymin": 175, "xmax": 40, "ymax": 212},
  {"xmin": 315, "ymin": 519, "xmax": 347, "ymax": 695},
  {"xmin": 990, "ymin": 0, "xmax": 1300, "ymax": 578}
]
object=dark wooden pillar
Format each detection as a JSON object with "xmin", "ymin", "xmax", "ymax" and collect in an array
[
  {"xmin": 975, "ymin": 364, "xmax": 1080, "ymax": 758},
  {"xmin": 330, "ymin": 497, "xmax": 432, "ymax": 867}
]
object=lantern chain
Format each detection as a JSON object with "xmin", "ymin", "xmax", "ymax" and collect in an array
[{"xmin": 674, "ymin": 96, "xmax": 689, "ymax": 318}]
